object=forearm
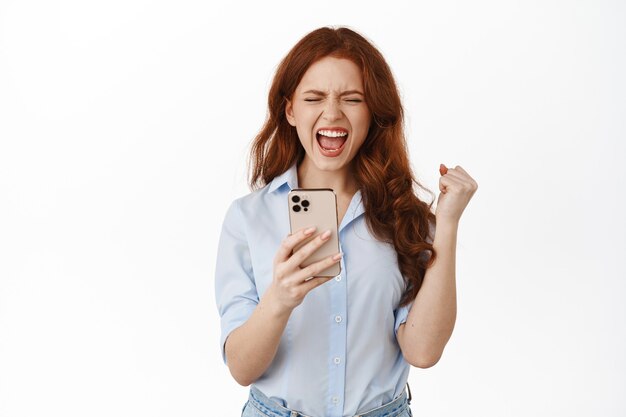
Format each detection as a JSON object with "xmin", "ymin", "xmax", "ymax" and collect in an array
[
  {"xmin": 401, "ymin": 218, "xmax": 458, "ymax": 367},
  {"xmin": 224, "ymin": 287, "xmax": 291, "ymax": 386}
]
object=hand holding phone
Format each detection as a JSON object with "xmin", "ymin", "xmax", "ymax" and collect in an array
[
  {"xmin": 288, "ymin": 188, "xmax": 341, "ymax": 279},
  {"xmin": 265, "ymin": 188, "xmax": 342, "ymax": 313}
]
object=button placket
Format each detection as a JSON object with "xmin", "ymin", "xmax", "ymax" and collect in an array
[{"xmin": 327, "ymin": 235, "xmax": 347, "ymax": 416}]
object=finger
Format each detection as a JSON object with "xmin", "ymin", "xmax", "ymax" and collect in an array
[
  {"xmin": 439, "ymin": 163, "xmax": 448, "ymax": 176},
  {"xmin": 442, "ymin": 170, "xmax": 477, "ymax": 190},
  {"xmin": 439, "ymin": 175, "xmax": 463, "ymax": 193},
  {"xmin": 452, "ymin": 166, "xmax": 478, "ymax": 188},
  {"xmin": 442, "ymin": 169, "xmax": 468, "ymax": 182},
  {"xmin": 294, "ymin": 252, "xmax": 343, "ymax": 283},
  {"xmin": 285, "ymin": 229, "xmax": 334, "ymax": 270},
  {"xmin": 301, "ymin": 275, "xmax": 334, "ymax": 293},
  {"xmin": 274, "ymin": 226, "xmax": 317, "ymax": 264},
  {"xmin": 440, "ymin": 175, "xmax": 464, "ymax": 187},
  {"xmin": 453, "ymin": 165, "xmax": 468, "ymax": 175}
]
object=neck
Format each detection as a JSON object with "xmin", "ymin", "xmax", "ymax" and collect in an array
[{"xmin": 297, "ymin": 159, "xmax": 358, "ymax": 197}]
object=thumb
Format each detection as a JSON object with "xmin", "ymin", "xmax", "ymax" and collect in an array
[{"xmin": 439, "ymin": 163, "xmax": 448, "ymax": 176}]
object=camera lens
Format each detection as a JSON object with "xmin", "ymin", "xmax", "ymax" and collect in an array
[
  {"xmin": 293, "ymin": 205, "xmax": 301, "ymax": 212},
  {"xmin": 301, "ymin": 199, "xmax": 310, "ymax": 208},
  {"xmin": 291, "ymin": 195, "xmax": 300, "ymax": 203}
]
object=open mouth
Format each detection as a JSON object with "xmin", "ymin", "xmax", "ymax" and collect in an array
[{"xmin": 316, "ymin": 129, "xmax": 348, "ymax": 155}]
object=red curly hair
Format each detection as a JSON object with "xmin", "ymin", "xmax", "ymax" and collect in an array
[{"xmin": 248, "ymin": 26, "xmax": 437, "ymax": 307}]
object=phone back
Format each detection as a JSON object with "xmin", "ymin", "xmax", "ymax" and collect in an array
[{"xmin": 288, "ymin": 188, "xmax": 341, "ymax": 278}]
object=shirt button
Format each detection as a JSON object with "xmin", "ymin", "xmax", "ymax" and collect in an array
[
  {"xmin": 334, "ymin": 315, "xmax": 342, "ymax": 323},
  {"xmin": 333, "ymin": 357, "xmax": 341, "ymax": 364},
  {"xmin": 335, "ymin": 275, "xmax": 342, "ymax": 282},
  {"xmin": 332, "ymin": 396, "xmax": 339, "ymax": 404}
]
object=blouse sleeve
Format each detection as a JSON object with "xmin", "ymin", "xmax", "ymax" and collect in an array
[
  {"xmin": 393, "ymin": 218, "xmax": 436, "ymax": 336},
  {"xmin": 394, "ymin": 301, "xmax": 414, "ymax": 336},
  {"xmin": 214, "ymin": 198, "xmax": 259, "ymax": 365}
]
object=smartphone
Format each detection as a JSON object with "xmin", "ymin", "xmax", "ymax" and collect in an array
[{"xmin": 288, "ymin": 188, "xmax": 341, "ymax": 279}]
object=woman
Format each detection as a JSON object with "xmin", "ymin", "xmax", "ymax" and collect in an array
[{"xmin": 215, "ymin": 26, "xmax": 477, "ymax": 417}]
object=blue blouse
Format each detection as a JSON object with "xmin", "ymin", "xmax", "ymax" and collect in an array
[{"xmin": 215, "ymin": 163, "xmax": 430, "ymax": 417}]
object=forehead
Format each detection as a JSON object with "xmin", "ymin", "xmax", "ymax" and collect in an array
[{"xmin": 296, "ymin": 56, "xmax": 363, "ymax": 92}]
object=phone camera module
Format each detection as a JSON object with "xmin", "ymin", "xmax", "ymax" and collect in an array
[
  {"xmin": 301, "ymin": 200, "xmax": 310, "ymax": 208},
  {"xmin": 292, "ymin": 205, "xmax": 301, "ymax": 212},
  {"xmin": 291, "ymin": 195, "xmax": 300, "ymax": 203}
]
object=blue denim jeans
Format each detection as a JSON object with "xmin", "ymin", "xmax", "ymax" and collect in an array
[{"xmin": 241, "ymin": 383, "xmax": 413, "ymax": 417}]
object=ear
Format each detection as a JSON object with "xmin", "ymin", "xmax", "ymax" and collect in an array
[{"xmin": 285, "ymin": 98, "xmax": 296, "ymax": 127}]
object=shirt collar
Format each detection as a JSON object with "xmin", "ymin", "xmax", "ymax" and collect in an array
[
  {"xmin": 339, "ymin": 188, "xmax": 365, "ymax": 232},
  {"xmin": 268, "ymin": 163, "xmax": 299, "ymax": 193}
]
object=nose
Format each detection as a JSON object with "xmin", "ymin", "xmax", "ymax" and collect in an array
[{"xmin": 322, "ymin": 98, "xmax": 343, "ymax": 121}]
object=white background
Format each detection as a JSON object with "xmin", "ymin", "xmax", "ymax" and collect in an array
[{"xmin": 1, "ymin": 1, "xmax": 625, "ymax": 416}]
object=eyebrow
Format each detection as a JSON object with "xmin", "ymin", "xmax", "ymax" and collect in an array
[{"xmin": 302, "ymin": 89, "xmax": 364, "ymax": 96}]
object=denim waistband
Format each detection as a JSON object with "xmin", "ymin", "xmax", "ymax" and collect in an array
[{"xmin": 247, "ymin": 384, "xmax": 411, "ymax": 417}]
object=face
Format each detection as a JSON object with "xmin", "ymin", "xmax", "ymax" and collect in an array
[{"xmin": 285, "ymin": 56, "xmax": 371, "ymax": 173}]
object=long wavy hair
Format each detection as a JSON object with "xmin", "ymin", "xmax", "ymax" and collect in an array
[{"xmin": 248, "ymin": 26, "xmax": 437, "ymax": 307}]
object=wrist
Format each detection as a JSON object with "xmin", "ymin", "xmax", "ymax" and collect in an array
[
  {"xmin": 262, "ymin": 284, "xmax": 294, "ymax": 319},
  {"xmin": 433, "ymin": 216, "xmax": 459, "ymax": 247},
  {"xmin": 435, "ymin": 215, "xmax": 460, "ymax": 229}
]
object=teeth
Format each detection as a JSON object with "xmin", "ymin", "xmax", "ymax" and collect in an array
[{"xmin": 317, "ymin": 130, "xmax": 348, "ymax": 138}]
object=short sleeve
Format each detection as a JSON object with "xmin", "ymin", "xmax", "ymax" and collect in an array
[
  {"xmin": 394, "ymin": 301, "xmax": 414, "ymax": 336},
  {"xmin": 214, "ymin": 199, "xmax": 259, "ymax": 365}
]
